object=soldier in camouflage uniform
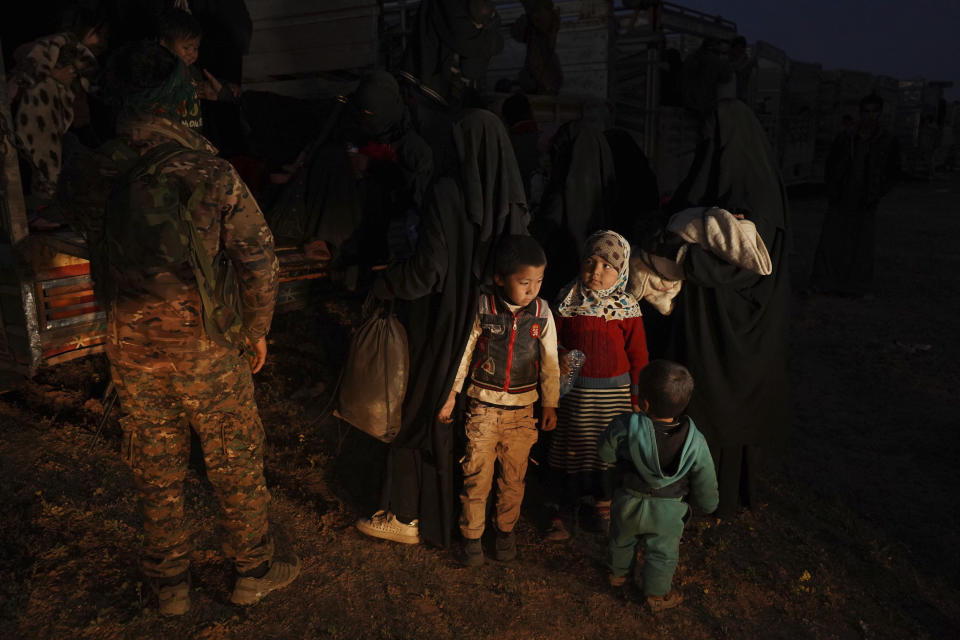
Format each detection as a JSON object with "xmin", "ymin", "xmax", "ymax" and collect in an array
[{"xmin": 59, "ymin": 41, "xmax": 299, "ymax": 615}]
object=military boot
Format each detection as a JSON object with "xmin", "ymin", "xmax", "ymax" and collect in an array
[
  {"xmin": 151, "ymin": 574, "xmax": 190, "ymax": 616},
  {"xmin": 230, "ymin": 556, "xmax": 301, "ymax": 606}
]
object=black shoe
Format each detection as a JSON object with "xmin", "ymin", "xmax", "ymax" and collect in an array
[
  {"xmin": 495, "ymin": 530, "xmax": 516, "ymax": 562},
  {"xmin": 462, "ymin": 537, "xmax": 484, "ymax": 567}
]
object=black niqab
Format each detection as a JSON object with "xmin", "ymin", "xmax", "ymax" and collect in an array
[
  {"xmin": 604, "ymin": 128, "xmax": 661, "ymax": 242},
  {"xmin": 453, "ymin": 109, "xmax": 529, "ymax": 278},
  {"xmin": 402, "ymin": 0, "xmax": 503, "ymax": 103},
  {"xmin": 349, "ymin": 71, "xmax": 405, "ymax": 140},
  {"xmin": 666, "ymin": 99, "xmax": 791, "ymax": 489},
  {"xmin": 535, "ymin": 122, "xmax": 616, "ymax": 298},
  {"xmin": 266, "ymin": 72, "xmax": 420, "ymax": 248}
]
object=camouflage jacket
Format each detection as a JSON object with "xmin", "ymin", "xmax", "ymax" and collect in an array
[{"xmin": 60, "ymin": 116, "xmax": 278, "ymax": 355}]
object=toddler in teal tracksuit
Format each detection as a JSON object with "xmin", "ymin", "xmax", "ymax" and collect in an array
[{"xmin": 597, "ymin": 359, "xmax": 719, "ymax": 611}]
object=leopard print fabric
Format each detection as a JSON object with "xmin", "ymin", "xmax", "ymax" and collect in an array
[{"xmin": 12, "ymin": 33, "xmax": 97, "ymax": 199}]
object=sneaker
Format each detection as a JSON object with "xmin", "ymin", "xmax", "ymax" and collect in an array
[
  {"xmin": 356, "ymin": 510, "xmax": 421, "ymax": 544},
  {"xmin": 608, "ymin": 573, "xmax": 627, "ymax": 588},
  {"xmin": 647, "ymin": 589, "xmax": 684, "ymax": 612},
  {"xmin": 152, "ymin": 579, "xmax": 190, "ymax": 616},
  {"xmin": 544, "ymin": 517, "xmax": 570, "ymax": 541},
  {"xmin": 230, "ymin": 556, "xmax": 301, "ymax": 606},
  {"xmin": 494, "ymin": 530, "xmax": 516, "ymax": 562},
  {"xmin": 461, "ymin": 537, "xmax": 484, "ymax": 567}
]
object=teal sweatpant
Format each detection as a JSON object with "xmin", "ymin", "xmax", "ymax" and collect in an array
[{"xmin": 606, "ymin": 488, "xmax": 689, "ymax": 596}]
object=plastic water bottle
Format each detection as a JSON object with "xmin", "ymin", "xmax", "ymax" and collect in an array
[{"xmin": 559, "ymin": 349, "xmax": 586, "ymax": 397}]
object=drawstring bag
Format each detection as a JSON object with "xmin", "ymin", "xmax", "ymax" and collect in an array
[{"xmin": 335, "ymin": 301, "xmax": 408, "ymax": 442}]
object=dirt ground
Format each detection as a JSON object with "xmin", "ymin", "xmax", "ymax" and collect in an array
[{"xmin": 1, "ymin": 173, "xmax": 959, "ymax": 639}]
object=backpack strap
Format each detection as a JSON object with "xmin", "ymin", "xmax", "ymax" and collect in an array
[
  {"xmin": 129, "ymin": 142, "xmax": 244, "ymax": 347},
  {"xmin": 179, "ymin": 179, "xmax": 244, "ymax": 347}
]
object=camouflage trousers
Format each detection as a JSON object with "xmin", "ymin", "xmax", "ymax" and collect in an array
[{"xmin": 108, "ymin": 341, "xmax": 273, "ymax": 579}]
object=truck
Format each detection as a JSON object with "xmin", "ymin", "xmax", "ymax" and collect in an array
[{"xmin": 2, "ymin": 0, "xmax": 953, "ymax": 375}]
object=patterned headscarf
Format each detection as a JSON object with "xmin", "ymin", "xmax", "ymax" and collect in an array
[{"xmin": 556, "ymin": 230, "xmax": 642, "ymax": 321}]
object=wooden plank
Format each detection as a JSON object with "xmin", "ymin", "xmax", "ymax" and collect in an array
[
  {"xmin": 45, "ymin": 294, "xmax": 97, "ymax": 310},
  {"xmin": 46, "ymin": 302, "xmax": 100, "ymax": 322},
  {"xmin": 42, "ymin": 281, "xmax": 94, "ymax": 298},
  {"xmin": 34, "ymin": 262, "xmax": 91, "ymax": 282},
  {"xmin": 43, "ymin": 343, "xmax": 105, "ymax": 365}
]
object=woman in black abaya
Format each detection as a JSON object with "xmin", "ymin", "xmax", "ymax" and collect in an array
[
  {"xmin": 665, "ymin": 99, "xmax": 791, "ymax": 518},
  {"xmin": 534, "ymin": 122, "xmax": 616, "ymax": 300},
  {"xmin": 399, "ymin": 0, "xmax": 504, "ymax": 179},
  {"xmin": 603, "ymin": 128, "xmax": 661, "ymax": 242},
  {"xmin": 356, "ymin": 109, "xmax": 529, "ymax": 547}
]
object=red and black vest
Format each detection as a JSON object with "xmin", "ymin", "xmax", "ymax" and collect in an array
[{"xmin": 470, "ymin": 293, "xmax": 550, "ymax": 394}]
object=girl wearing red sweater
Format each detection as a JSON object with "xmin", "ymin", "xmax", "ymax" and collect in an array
[{"xmin": 546, "ymin": 230, "xmax": 649, "ymax": 540}]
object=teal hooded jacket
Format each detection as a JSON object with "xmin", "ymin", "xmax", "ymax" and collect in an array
[{"xmin": 598, "ymin": 412, "xmax": 719, "ymax": 513}]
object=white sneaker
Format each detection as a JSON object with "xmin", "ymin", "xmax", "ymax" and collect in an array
[{"xmin": 356, "ymin": 510, "xmax": 421, "ymax": 544}]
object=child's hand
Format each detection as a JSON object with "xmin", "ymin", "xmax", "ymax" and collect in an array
[
  {"xmin": 558, "ymin": 349, "xmax": 571, "ymax": 377},
  {"xmin": 50, "ymin": 65, "xmax": 77, "ymax": 86},
  {"xmin": 200, "ymin": 69, "xmax": 222, "ymax": 100},
  {"xmin": 632, "ymin": 403, "xmax": 642, "ymax": 413},
  {"xmin": 438, "ymin": 390, "xmax": 457, "ymax": 424},
  {"xmin": 540, "ymin": 406, "xmax": 557, "ymax": 431}
]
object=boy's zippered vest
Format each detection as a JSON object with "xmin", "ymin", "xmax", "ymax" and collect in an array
[{"xmin": 470, "ymin": 293, "xmax": 550, "ymax": 394}]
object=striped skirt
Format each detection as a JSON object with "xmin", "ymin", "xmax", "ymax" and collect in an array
[{"xmin": 548, "ymin": 385, "xmax": 632, "ymax": 474}]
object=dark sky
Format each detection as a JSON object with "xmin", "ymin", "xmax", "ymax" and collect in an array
[{"xmin": 677, "ymin": 0, "xmax": 959, "ymax": 99}]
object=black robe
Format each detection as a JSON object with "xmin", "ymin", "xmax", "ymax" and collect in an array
[
  {"xmin": 265, "ymin": 74, "xmax": 433, "ymax": 254},
  {"xmin": 400, "ymin": 0, "xmax": 504, "ymax": 105},
  {"xmin": 371, "ymin": 109, "xmax": 528, "ymax": 547},
  {"xmin": 604, "ymin": 128, "xmax": 661, "ymax": 242},
  {"xmin": 535, "ymin": 122, "xmax": 617, "ymax": 299},
  {"xmin": 811, "ymin": 128, "xmax": 899, "ymax": 295},
  {"xmin": 399, "ymin": 0, "xmax": 503, "ymax": 182},
  {"xmin": 665, "ymin": 99, "xmax": 791, "ymax": 516}
]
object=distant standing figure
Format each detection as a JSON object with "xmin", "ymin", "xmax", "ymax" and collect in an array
[
  {"xmin": 512, "ymin": 0, "xmax": 563, "ymax": 95},
  {"xmin": 727, "ymin": 36, "xmax": 754, "ymax": 102},
  {"xmin": 680, "ymin": 38, "xmax": 732, "ymax": 115},
  {"xmin": 811, "ymin": 93, "xmax": 900, "ymax": 296}
]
